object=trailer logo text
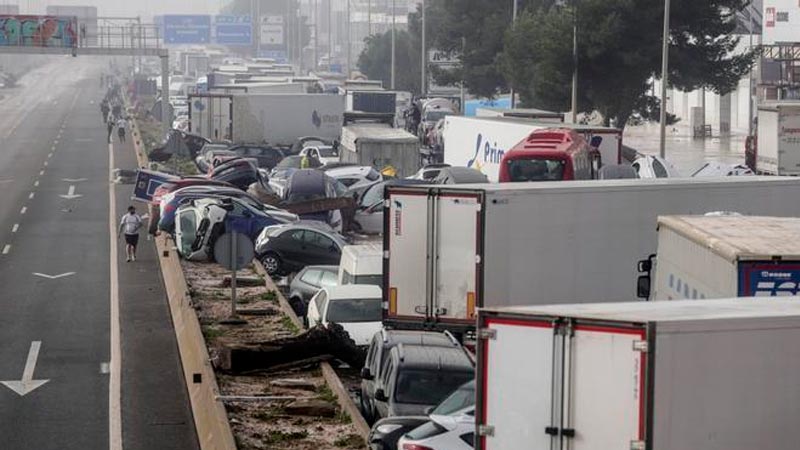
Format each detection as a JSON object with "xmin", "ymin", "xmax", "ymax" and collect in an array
[
  {"xmin": 393, "ymin": 201, "xmax": 403, "ymax": 236},
  {"xmin": 467, "ymin": 133, "xmax": 505, "ymax": 171}
]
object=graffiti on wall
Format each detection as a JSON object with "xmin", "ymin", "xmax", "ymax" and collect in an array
[{"xmin": 0, "ymin": 15, "xmax": 77, "ymax": 48}]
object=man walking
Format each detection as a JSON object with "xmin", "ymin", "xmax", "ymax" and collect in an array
[
  {"xmin": 118, "ymin": 206, "xmax": 143, "ymax": 262},
  {"xmin": 116, "ymin": 117, "xmax": 127, "ymax": 143}
]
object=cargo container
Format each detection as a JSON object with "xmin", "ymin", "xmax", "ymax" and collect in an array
[
  {"xmin": 340, "ymin": 124, "xmax": 420, "ymax": 178},
  {"xmin": 476, "ymin": 298, "xmax": 800, "ymax": 450},
  {"xmin": 443, "ymin": 116, "xmax": 622, "ymax": 182},
  {"xmin": 642, "ymin": 215, "xmax": 800, "ymax": 300},
  {"xmin": 383, "ymin": 178, "xmax": 800, "ymax": 331},
  {"xmin": 756, "ymin": 102, "xmax": 800, "ymax": 175}
]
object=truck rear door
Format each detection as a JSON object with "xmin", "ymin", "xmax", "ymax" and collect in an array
[
  {"xmin": 433, "ymin": 192, "xmax": 483, "ymax": 322},
  {"xmin": 385, "ymin": 189, "xmax": 431, "ymax": 321},
  {"xmin": 778, "ymin": 107, "xmax": 800, "ymax": 175},
  {"xmin": 738, "ymin": 262, "xmax": 800, "ymax": 296}
]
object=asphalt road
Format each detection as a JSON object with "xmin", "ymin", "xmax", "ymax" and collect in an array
[{"xmin": 0, "ymin": 57, "xmax": 197, "ymax": 449}]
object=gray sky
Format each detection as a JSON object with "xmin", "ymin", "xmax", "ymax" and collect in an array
[{"xmin": 4, "ymin": 0, "xmax": 227, "ymax": 18}]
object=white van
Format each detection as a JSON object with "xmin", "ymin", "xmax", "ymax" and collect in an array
[{"xmin": 338, "ymin": 244, "xmax": 383, "ymax": 286}]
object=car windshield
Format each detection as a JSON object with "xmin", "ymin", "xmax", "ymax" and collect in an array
[
  {"xmin": 506, "ymin": 158, "xmax": 566, "ymax": 181},
  {"xmin": 425, "ymin": 111, "xmax": 451, "ymax": 122},
  {"xmin": 318, "ymin": 146, "xmax": 338, "ymax": 157},
  {"xmin": 430, "ymin": 380, "xmax": 475, "ymax": 415},
  {"xmin": 326, "ymin": 298, "xmax": 382, "ymax": 322},
  {"xmin": 394, "ymin": 370, "xmax": 474, "ymax": 405}
]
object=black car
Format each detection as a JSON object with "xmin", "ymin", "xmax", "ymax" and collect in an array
[
  {"xmin": 209, "ymin": 157, "xmax": 261, "ymax": 190},
  {"xmin": 254, "ymin": 222, "xmax": 348, "ymax": 276},
  {"xmin": 227, "ymin": 144, "xmax": 286, "ymax": 170}
]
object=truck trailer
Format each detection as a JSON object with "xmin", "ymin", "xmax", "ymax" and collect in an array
[
  {"xmin": 476, "ymin": 298, "xmax": 800, "ymax": 450},
  {"xmin": 641, "ymin": 215, "xmax": 800, "ymax": 300},
  {"xmin": 383, "ymin": 177, "xmax": 800, "ymax": 331},
  {"xmin": 442, "ymin": 116, "xmax": 622, "ymax": 181},
  {"xmin": 188, "ymin": 93, "xmax": 345, "ymax": 145},
  {"xmin": 756, "ymin": 102, "xmax": 800, "ymax": 175},
  {"xmin": 339, "ymin": 124, "xmax": 420, "ymax": 178}
]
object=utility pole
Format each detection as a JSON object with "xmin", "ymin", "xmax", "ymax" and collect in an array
[
  {"xmin": 748, "ymin": 7, "xmax": 755, "ymax": 137},
  {"xmin": 314, "ymin": 0, "xmax": 319, "ymax": 70},
  {"xmin": 328, "ymin": 0, "xmax": 332, "ymax": 68},
  {"xmin": 421, "ymin": 0, "xmax": 426, "ymax": 96},
  {"xmin": 570, "ymin": 0, "xmax": 578, "ymax": 123},
  {"xmin": 256, "ymin": 0, "xmax": 261, "ymax": 58},
  {"xmin": 659, "ymin": 0, "xmax": 671, "ymax": 159},
  {"xmin": 510, "ymin": 0, "xmax": 517, "ymax": 108},
  {"xmin": 368, "ymin": 0, "xmax": 372, "ymax": 36},
  {"xmin": 346, "ymin": 0, "xmax": 351, "ymax": 77},
  {"xmin": 391, "ymin": 0, "xmax": 396, "ymax": 89}
]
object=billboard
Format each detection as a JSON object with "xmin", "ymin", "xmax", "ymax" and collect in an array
[
  {"xmin": 259, "ymin": 15, "xmax": 285, "ymax": 46},
  {"xmin": 214, "ymin": 15, "xmax": 252, "ymax": 45},
  {"xmin": 0, "ymin": 15, "xmax": 77, "ymax": 47},
  {"xmin": 163, "ymin": 15, "xmax": 211, "ymax": 45},
  {"xmin": 763, "ymin": 1, "xmax": 800, "ymax": 44}
]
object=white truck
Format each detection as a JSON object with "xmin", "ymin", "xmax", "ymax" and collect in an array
[
  {"xmin": 383, "ymin": 177, "xmax": 800, "ymax": 331},
  {"xmin": 756, "ymin": 102, "xmax": 800, "ymax": 175},
  {"xmin": 476, "ymin": 298, "xmax": 800, "ymax": 450},
  {"xmin": 338, "ymin": 244, "xmax": 383, "ymax": 287},
  {"xmin": 339, "ymin": 124, "xmax": 420, "ymax": 178},
  {"xmin": 442, "ymin": 116, "xmax": 622, "ymax": 182},
  {"xmin": 639, "ymin": 215, "xmax": 800, "ymax": 300},
  {"xmin": 188, "ymin": 93, "xmax": 345, "ymax": 144}
]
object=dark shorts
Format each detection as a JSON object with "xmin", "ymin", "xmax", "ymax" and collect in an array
[{"xmin": 124, "ymin": 233, "xmax": 139, "ymax": 247}]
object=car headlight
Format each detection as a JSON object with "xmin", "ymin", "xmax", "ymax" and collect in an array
[{"xmin": 375, "ymin": 424, "xmax": 403, "ymax": 435}]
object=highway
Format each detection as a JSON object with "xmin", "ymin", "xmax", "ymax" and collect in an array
[{"xmin": 0, "ymin": 57, "xmax": 197, "ymax": 449}]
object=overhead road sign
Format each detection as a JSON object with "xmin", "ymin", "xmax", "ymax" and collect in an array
[
  {"xmin": 163, "ymin": 15, "xmax": 210, "ymax": 45},
  {"xmin": 214, "ymin": 15, "xmax": 252, "ymax": 45}
]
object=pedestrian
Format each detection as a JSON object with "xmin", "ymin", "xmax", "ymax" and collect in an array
[
  {"xmin": 118, "ymin": 206, "xmax": 143, "ymax": 262},
  {"xmin": 101, "ymin": 101, "xmax": 109, "ymax": 123},
  {"xmin": 107, "ymin": 119, "xmax": 114, "ymax": 143},
  {"xmin": 116, "ymin": 117, "xmax": 127, "ymax": 143}
]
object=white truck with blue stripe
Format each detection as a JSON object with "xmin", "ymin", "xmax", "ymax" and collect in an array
[{"xmin": 644, "ymin": 215, "xmax": 800, "ymax": 300}]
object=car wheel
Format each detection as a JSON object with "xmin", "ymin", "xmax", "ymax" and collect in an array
[{"xmin": 261, "ymin": 252, "xmax": 282, "ymax": 276}]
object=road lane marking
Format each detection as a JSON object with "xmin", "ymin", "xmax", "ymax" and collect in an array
[
  {"xmin": 2, "ymin": 244, "xmax": 10, "ymax": 254},
  {"xmin": 108, "ymin": 141, "xmax": 122, "ymax": 450},
  {"xmin": 28, "ymin": 192, "xmax": 34, "ymax": 199},
  {"xmin": 51, "ymin": 146, "xmax": 56, "ymax": 151},
  {"xmin": 0, "ymin": 179, "xmax": 12, "ymax": 184},
  {"xmin": 60, "ymin": 185, "xmax": 82, "ymax": 199},
  {"xmin": 39, "ymin": 170, "xmax": 45, "ymax": 176},
  {"xmin": 32, "ymin": 272, "xmax": 75, "ymax": 279},
  {"xmin": 100, "ymin": 362, "xmax": 110, "ymax": 374},
  {"xmin": 44, "ymin": 161, "xmax": 48, "ymax": 167},
  {"xmin": 20, "ymin": 206, "xmax": 26, "ymax": 214},
  {"xmin": 33, "ymin": 180, "xmax": 39, "ymax": 187},
  {"xmin": 0, "ymin": 341, "xmax": 49, "ymax": 396},
  {"xmin": 12, "ymin": 224, "xmax": 18, "ymax": 233}
]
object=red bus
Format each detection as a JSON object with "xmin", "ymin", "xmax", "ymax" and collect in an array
[{"xmin": 498, "ymin": 128, "xmax": 601, "ymax": 182}]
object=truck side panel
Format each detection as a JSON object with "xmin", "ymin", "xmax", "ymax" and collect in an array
[
  {"xmin": 737, "ymin": 261, "xmax": 800, "ymax": 296},
  {"xmin": 652, "ymin": 225, "xmax": 737, "ymax": 300},
  {"xmin": 232, "ymin": 94, "xmax": 344, "ymax": 144}
]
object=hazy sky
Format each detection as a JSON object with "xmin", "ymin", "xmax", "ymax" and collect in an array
[{"xmin": 2, "ymin": 0, "xmax": 228, "ymax": 18}]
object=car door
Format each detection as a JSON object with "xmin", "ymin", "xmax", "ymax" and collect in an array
[
  {"xmin": 306, "ymin": 290, "xmax": 327, "ymax": 327},
  {"xmin": 298, "ymin": 268, "xmax": 322, "ymax": 300},
  {"xmin": 375, "ymin": 357, "xmax": 394, "ymax": 419},
  {"xmin": 303, "ymin": 230, "xmax": 341, "ymax": 266},
  {"xmin": 278, "ymin": 229, "xmax": 308, "ymax": 268}
]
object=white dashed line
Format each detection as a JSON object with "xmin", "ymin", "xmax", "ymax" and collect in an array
[
  {"xmin": 20, "ymin": 206, "xmax": 27, "ymax": 214},
  {"xmin": 48, "ymin": 153, "xmax": 53, "ymax": 158},
  {"xmin": 54, "ymin": 140, "xmax": 59, "ymax": 145},
  {"xmin": 34, "ymin": 180, "xmax": 39, "ymax": 187},
  {"xmin": 39, "ymin": 170, "xmax": 45, "ymax": 176},
  {"xmin": 44, "ymin": 161, "xmax": 48, "ymax": 167},
  {"xmin": 29, "ymin": 192, "xmax": 34, "ymax": 199},
  {"xmin": 2, "ymin": 245, "xmax": 10, "ymax": 255},
  {"xmin": 51, "ymin": 146, "xmax": 56, "ymax": 151},
  {"xmin": 11, "ymin": 224, "xmax": 18, "ymax": 233}
]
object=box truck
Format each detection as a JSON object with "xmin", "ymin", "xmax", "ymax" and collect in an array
[
  {"xmin": 339, "ymin": 124, "xmax": 420, "ymax": 178},
  {"xmin": 756, "ymin": 102, "xmax": 800, "ymax": 175},
  {"xmin": 639, "ymin": 215, "xmax": 800, "ymax": 300},
  {"xmin": 443, "ymin": 116, "xmax": 622, "ymax": 181},
  {"xmin": 383, "ymin": 177, "xmax": 800, "ymax": 331},
  {"xmin": 188, "ymin": 93, "xmax": 344, "ymax": 144},
  {"xmin": 476, "ymin": 298, "xmax": 800, "ymax": 450}
]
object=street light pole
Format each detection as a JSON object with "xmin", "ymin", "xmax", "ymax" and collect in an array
[
  {"xmin": 346, "ymin": 0, "xmax": 351, "ymax": 77},
  {"xmin": 510, "ymin": 0, "xmax": 518, "ymax": 109},
  {"xmin": 570, "ymin": 0, "xmax": 578, "ymax": 123},
  {"xmin": 421, "ymin": 0, "xmax": 426, "ymax": 96},
  {"xmin": 659, "ymin": 0, "xmax": 671, "ymax": 159},
  {"xmin": 391, "ymin": 0, "xmax": 396, "ymax": 89},
  {"xmin": 748, "ymin": 7, "xmax": 755, "ymax": 137}
]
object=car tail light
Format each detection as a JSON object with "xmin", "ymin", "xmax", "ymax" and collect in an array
[{"xmin": 402, "ymin": 445, "xmax": 434, "ymax": 450}]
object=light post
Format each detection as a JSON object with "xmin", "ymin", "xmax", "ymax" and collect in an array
[
  {"xmin": 510, "ymin": 0, "xmax": 518, "ymax": 108},
  {"xmin": 570, "ymin": 0, "xmax": 578, "ymax": 123},
  {"xmin": 421, "ymin": 0, "xmax": 426, "ymax": 96},
  {"xmin": 391, "ymin": 0, "xmax": 396, "ymax": 89},
  {"xmin": 659, "ymin": 0, "xmax": 671, "ymax": 159}
]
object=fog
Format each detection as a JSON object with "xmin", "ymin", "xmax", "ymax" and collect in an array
[{"xmin": 6, "ymin": 0, "xmax": 227, "ymax": 19}]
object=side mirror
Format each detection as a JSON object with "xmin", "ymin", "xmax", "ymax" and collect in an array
[
  {"xmin": 424, "ymin": 406, "xmax": 434, "ymax": 415},
  {"xmin": 360, "ymin": 367, "xmax": 373, "ymax": 380},
  {"xmin": 637, "ymin": 275, "xmax": 651, "ymax": 300},
  {"xmin": 638, "ymin": 259, "xmax": 652, "ymax": 273},
  {"xmin": 374, "ymin": 388, "xmax": 388, "ymax": 402}
]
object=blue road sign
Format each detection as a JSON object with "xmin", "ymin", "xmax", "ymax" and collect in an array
[
  {"xmin": 163, "ymin": 15, "xmax": 211, "ymax": 45},
  {"xmin": 214, "ymin": 15, "xmax": 252, "ymax": 45}
]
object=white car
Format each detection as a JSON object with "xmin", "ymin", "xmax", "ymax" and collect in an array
[
  {"xmin": 407, "ymin": 164, "xmax": 451, "ymax": 181},
  {"xmin": 300, "ymin": 145, "xmax": 340, "ymax": 165},
  {"xmin": 397, "ymin": 406, "xmax": 475, "ymax": 450},
  {"xmin": 691, "ymin": 161, "xmax": 754, "ymax": 177},
  {"xmin": 174, "ymin": 199, "xmax": 227, "ymax": 261},
  {"xmin": 323, "ymin": 165, "xmax": 382, "ymax": 200},
  {"xmin": 631, "ymin": 155, "xmax": 681, "ymax": 178},
  {"xmin": 306, "ymin": 285, "xmax": 383, "ymax": 346}
]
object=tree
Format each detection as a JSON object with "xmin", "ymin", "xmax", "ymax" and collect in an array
[
  {"xmin": 501, "ymin": 0, "xmax": 755, "ymax": 128},
  {"xmin": 357, "ymin": 30, "xmax": 422, "ymax": 94}
]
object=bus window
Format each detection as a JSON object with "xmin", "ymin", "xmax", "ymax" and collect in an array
[{"xmin": 506, "ymin": 159, "xmax": 566, "ymax": 182}]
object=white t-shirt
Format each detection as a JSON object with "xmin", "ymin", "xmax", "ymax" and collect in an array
[{"xmin": 120, "ymin": 213, "xmax": 142, "ymax": 235}]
